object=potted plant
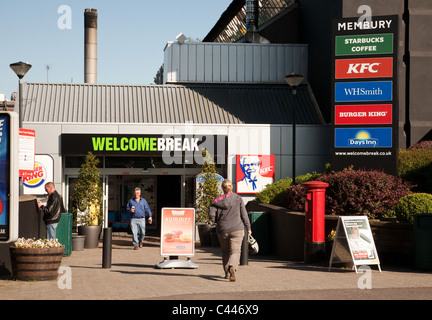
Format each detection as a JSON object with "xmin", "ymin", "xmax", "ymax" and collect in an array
[
  {"xmin": 195, "ymin": 149, "xmax": 222, "ymax": 246},
  {"xmin": 71, "ymin": 152, "xmax": 103, "ymax": 249},
  {"xmin": 9, "ymin": 238, "xmax": 64, "ymax": 281}
]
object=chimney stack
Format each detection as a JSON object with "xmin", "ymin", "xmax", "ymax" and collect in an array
[{"xmin": 84, "ymin": 8, "xmax": 97, "ymax": 83}]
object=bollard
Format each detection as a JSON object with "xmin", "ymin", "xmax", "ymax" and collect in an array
[
  {"xmin": 303, "ymin": 181, "xmax": 329, "ymax": 263},
  {"xmin": 102, "ymin": 227, "xmax": 112, "ymax": 268},
  {"xmin": 240, "ymin": 228, "xmax": 249, "ymax": 265}
]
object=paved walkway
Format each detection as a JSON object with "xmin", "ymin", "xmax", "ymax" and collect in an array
[{"xmin": 2, "ymin": 236, "xmax": 432, "ymax": 303}]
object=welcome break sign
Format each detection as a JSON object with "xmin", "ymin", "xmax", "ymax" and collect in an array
[{"xmin": 331, "ymin": 15, "xmax": 398, "ymax": 175}]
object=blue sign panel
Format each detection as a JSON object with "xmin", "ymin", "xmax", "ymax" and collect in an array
[
  {"xmin": 335, "ymin": 81, "xmax": 392, "ymax": 102},
  {"xmin": 335, "ymin": 128, "xmax": 392, "ymax": 148},
  {"xmin": 0, "ymin": 114, "xmax": 10, "ymax": 239}
]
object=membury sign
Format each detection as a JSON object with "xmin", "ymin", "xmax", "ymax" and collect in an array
[{"xmin": 337, "ymin": 19, "xmax": 393, "ymax": 31}]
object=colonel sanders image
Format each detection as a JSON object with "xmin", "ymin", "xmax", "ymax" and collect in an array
[{"xmin": 237, "ymin": 155, "xmax": 274, "ymax": 194}]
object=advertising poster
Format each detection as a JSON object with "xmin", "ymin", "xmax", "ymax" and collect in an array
[
  {"xmin": 343, "ymin": 217, "xmax": 379, "ymax": 263},
  {"xmin": 18, "ymin": 128, "xmax": 35, "ymax": 176},
  {"xmin": 236, "ymin": 155, "xmax": 275, "ymax": 194},
  {"xmin": 160, "ymin": 208, "xmax": 195, "ymax": 256},
  {"xmin": 329, "ymin": 216, "xmax": 381, "ymax": 272},
  {"xmin": 0, "ymin": 114, "xmax": 10, "ymax": 240}
]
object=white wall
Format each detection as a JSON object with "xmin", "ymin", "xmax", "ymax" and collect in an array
[{"xmin": 164, "ymin": 42, "xmax": 309, "ymax": 84}]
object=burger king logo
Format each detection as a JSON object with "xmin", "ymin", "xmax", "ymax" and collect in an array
[{"xmin": 23, "ymin": 162, "xmax": 46, "ymax": 188}]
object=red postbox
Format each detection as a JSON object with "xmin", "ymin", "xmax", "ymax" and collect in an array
[{"xmin": 303, "ymin": 181, "xmax": 329, "ymax": 262}]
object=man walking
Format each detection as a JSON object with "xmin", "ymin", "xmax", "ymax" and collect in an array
[{"xmin": 126, "ymin": 187, "xmax": 152, "ymax": 250}]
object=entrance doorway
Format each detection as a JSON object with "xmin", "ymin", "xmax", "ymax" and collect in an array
[
  {"xmin": 155, "ymin": 175, "xmax": 181, "ymax": 235},
  {"xmin": 106, "ymin": 174, "xmax": 181, "ymax": 236},
  {"xmin": 107, "ymin": 175, "xmax": 157, "ymax": 233}
]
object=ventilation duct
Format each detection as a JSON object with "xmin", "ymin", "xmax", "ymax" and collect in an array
[{"xmin": 245, "ymin": 0, "xmax": 269, "ymax": 43}]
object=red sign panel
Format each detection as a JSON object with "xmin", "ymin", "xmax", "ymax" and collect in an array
[
  {"xmin": 236, "ymin": 155, "xmax": 275, "ymax": 194},
  {"xmin": 335, "ymin": 104, "xmax": 392, "ymax": 125},
  {"xmin": 335, "ymin": 57, "xmax": 393, "ymax": 79}
]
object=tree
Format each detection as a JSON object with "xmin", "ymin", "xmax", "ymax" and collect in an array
[
  {"xmin": 153, "ymin": 64, "xmax": 164, "ymax": 84},
  {"xmin": 71, "ymin": 152, "xmax": 103, "ymax": 226},
  {"xmin": 195, "ymin": 149, "xmax": 222, "ymax": 224}
]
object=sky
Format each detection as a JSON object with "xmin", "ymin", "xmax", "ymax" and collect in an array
[{"xmin": 0, "ymin": 0, "xmax": 232, "ymax": 99}]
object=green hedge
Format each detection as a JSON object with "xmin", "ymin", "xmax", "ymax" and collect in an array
[
  {"xmin": 254, "ymin": 177, "xmax": 293, "ymax": 206},
  {"xmin": 254, "ymin": 172, "xmax": 322, "ymax": 206},
  {"xmin": 398, "ymin": 141, "xmax": 432, "ymax": 194},
  {"xmin": 394, "ymin": 193, "xmax": 432, "ymax": 223}
]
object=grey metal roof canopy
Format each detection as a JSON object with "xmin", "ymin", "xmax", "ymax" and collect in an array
[{"xmin": 20, "ymin": 82, "xmax": 324, "ymax": 125}]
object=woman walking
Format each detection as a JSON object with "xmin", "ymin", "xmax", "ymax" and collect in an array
[{"xmin": 209, "ymin": 179, "xmax": 251, "ymax": 281}]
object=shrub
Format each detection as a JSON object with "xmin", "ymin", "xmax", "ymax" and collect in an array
[
  {"xmin": 398, "ymin": 141, "xmax": 432, "ymax": 194},
  {"xmin": 408, "ymin": 140, "xmax": 432, "ymax": 150},
  {"xmin": 295, "ymin": 172, "xmax": 322, "ymax": 185},
  {"xmin": 394, "ymin": 193, "xmax": 432, "ymax": 223},
  {"xmin": 195, "ymin": 149, "xmax": 221, "ymax": 224},
  {"xmin": 285, "ymin": 168, "xmax": 412, "ymax": 219},
  {"xmin": 255, "ymin": 171, "xmax": 323, "ymax": 206},
  {"xmin": 283, "ymin": 183, "xmax": 307, "ymax": 211},
  {"xmin": 255, "ymin": 177, "xmax": 293, "ymax": 206}
]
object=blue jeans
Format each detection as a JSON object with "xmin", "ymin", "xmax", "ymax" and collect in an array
[
  {"xmin": 130, "ymin": 218, "xmax": 146, "ymax": 246},
  {"xmin": 46, "ymin": 223, "xmax": 58, "ymax": 240}
]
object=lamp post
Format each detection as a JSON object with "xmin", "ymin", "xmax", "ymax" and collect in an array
[
  {"xmin": 10, "ymin": 61, "xmax": 32, "ymax": 195},
  {"xmin": 285, "ymin": 73, "xmax": 304, "ymax": 185},
  {"xmin": 10, "ymin": 61, "xmax": 32, "ymax": 128}
]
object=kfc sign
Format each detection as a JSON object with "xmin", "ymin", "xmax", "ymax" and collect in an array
[
  {"xmin": 335, "ymin": 57, "xmax": 393, "ymax": 79},
  {"xmin": 236, "ymin": 155, "xmax": 275, "ymax": 194}
]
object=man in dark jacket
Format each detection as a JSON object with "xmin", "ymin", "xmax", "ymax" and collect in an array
[{"xmin": 38, "ymin": 182, "xmax": 65, "ymax": 239}]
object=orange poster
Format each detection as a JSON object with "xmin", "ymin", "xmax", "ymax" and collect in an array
[{"xmin": 160, "ymin": 208, "xmax": 195, "ymax": 256}]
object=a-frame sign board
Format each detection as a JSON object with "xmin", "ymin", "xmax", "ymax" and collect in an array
[{"xmin": 329, "ymin": 216, "xmax": 381, "ymax": 273}]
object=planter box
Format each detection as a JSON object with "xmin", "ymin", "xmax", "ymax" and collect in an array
[
  {"xmin": 246, "ymin": 201, "xmax": 414, "ymax": 266},
  {"xmin": 9, "ymin": 246, "xmax": 64, "ymax": 281},
  {"xmin": 369, "ymin": 219, "xmax": 414, "ymax": 266},
  {"xmin": 78, "ymin": 225, "xmax": 102, "ymax": 249},
  {"xmin": 72, "ymin": 235, "xmax": 86, "ymax": 251},
  {"xmin": 197, "ymin": 224, "xmax": 212, "ymax": 247},
  {"xmin": 246, "ymin": 201, "xmax": 305, "ymax": 261}
]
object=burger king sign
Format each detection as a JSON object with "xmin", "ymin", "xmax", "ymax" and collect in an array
[{"xmin": 23, "ymin": 155, "xmax": 54, "ymax": 195}]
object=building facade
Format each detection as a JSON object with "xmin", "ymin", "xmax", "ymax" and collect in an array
[
  {"xmin": 205, "ymin": 0, "xmax": 432, "ymax": 148},
  {"xmin": 21, "ymin": 80, "xmax": 329, "ymax": 234}
]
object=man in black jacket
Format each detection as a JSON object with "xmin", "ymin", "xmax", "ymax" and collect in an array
[{"xmin": 38, "ymin": 182, "xmax": 65, "ymax": 239}]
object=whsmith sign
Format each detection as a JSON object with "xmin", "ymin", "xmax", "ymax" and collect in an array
[
  {"xmin": 331, "ymin": 15, "xmax": 398, "ymax": 175},
  {"xmin": 61, "ymin": 133, "xmax": 227, "ymax": 164}
]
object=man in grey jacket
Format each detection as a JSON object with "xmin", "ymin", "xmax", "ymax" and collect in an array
[{"xmin": 209, "ymin": 179, "xmax": 251, "ymax": 282}]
